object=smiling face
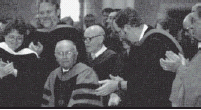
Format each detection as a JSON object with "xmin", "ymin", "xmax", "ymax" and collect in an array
[
  {"xmin": 54, "ymin": 40, "xmax": 78, "ymax": 70},
  {"xmin": 38, "ymin": 2, "xmax": 59, "ymax": 29},
  {"xmin": 4, "ymin": 29, "xmax": 24, "ymax": 51}
]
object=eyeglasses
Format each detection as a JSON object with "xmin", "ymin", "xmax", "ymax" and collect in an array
[
  {"xmin": 83, "ymin": 35, "xmax": 103, "ymax": 42},
  {"xmin": 7, "ymin": 35, "xmax": 24, "ymax": 42},
  {"xmin": 55, "ymin": 51, "xmax": 74, "ymax": 57}
]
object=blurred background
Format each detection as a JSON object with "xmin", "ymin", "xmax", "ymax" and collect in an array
[{"xmin": 0, "ymin": 0, "xmax": 199, "ymax": 30}]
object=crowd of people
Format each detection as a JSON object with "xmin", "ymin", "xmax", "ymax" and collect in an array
[{"xmin": 0, "ymin": 1, "xmax": 201, "ymax": 107}]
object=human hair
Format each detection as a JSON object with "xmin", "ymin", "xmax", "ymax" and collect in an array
[
  {"xmin": 60, "ymin": 16, "xmax": 74, "ymax": 26},
  {"xmin": 102, "ymin": 8, "xmax": 114, "ymax": 14},
  {"xmin": 84, "ymin": 14, "xmax": 95, "ymax": 21},
  {"xmin": 39, "ymin": 1, "xmax": 60, "ymax": 10},
  {"xmin": 113, "ymin": 9, "xmax": 121, "ymax": 12},
  {"xmin": 3, "ymin": 19, "xmax": 27, "ymax": 36},
  {"xmin": 115, "ymin": 7, "xmax": 143, "ymax": 28}
]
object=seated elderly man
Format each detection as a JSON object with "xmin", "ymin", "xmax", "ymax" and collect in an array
[
  {"xmin": 41, "ymin": 40, "xmax": 103, "ymax": 107},
  {"xmin": 160, "ymin": 3, "xmax": 201, "ymax": 107},
  {"xmin": 83, "ymin": 25, "xmax": 122, "ymax": 107}
]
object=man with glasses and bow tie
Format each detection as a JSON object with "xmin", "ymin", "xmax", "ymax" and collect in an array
[
  {"xmin": 83, "ymin": 25, "xmax": 123, "ymax": 107},
  {"xmin": 41, "ymin": 40, "xmax": 103, "ymax": 107}
]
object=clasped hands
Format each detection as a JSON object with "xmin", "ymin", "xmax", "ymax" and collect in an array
[
  {"xmin": 95, "ymin": 74, "xmax": 124, "ymax": 106},
  {"xmin": 160, "ymin": 51, "xmax": 188, "ymax": 72},
  {"xmin": 0, "ymin": 60, "xmax": 17, "ymax": 79}
]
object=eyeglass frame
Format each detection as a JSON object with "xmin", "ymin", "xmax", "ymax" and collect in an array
[
  {"xmin": 55, "ymin": 51, "xmax": 75, "ymax": 57},
  {"xmin": 83, "ymin": 34, "xmax": 104, "ymax": 42}
]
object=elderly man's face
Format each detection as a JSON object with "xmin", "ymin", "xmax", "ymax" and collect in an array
[
  {"xmin": 39, "ymin": 2, "xmax": 59, "ymax": 29},
  {"xmin": 84, "ymin": 29, "xmax": 104, "ymax": 53},
  {"xmin": 55, "ymin": 43, "xmax": 78, "ymax": 69}
]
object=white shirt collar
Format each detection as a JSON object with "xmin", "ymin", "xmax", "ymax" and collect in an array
[
  {"xmin": 198, "ymin": 42, "xmax": 201, "ymax": 49},
  {"xmin": 92, "ymin": 45, "xmax": 107, "ymax": 58},
  {"xmin": 139, "ymin": 24, "xmax": 148, "ymax": 41},
  {"xmin": 62, "ymin": 68, "xmax": 69, "ymax": 73}
]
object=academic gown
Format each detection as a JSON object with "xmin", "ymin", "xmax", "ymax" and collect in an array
[
  {"xmin": 26, "ymin": 25, "xmax": 86, "ymax": 84},
  {"xmin": 0, "ymin": 42, "xmax": 41, "ymax": 107},
  {"xmin": 41, "ymin": 63, "xmax": 103, "ymax": 107},
  {"xmin": 84, "ymin": 49, "xmax": 123, "ymax": 107},
  {"xmin": 127, "ymin": 27, "xmax": 182, "ymax": 107}
]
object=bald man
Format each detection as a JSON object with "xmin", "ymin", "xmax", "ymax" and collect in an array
[
  {"xmin": 160, "ymin": 6, "xmax": 201, "ymax": 107},
  {"xmin": 42, "ymin": 40, "xmax": 103, "ymax": 107},
  {"xmin": 83, "ymin": 25, "xmax": 122, "ymax": 107},
  {"xmin": 180, "ymin": 13, "xmax": 198, "ymax": 60}
]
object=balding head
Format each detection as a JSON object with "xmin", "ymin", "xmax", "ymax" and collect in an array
[
  {"xmin": 84, "ymin": 25, "xmax": 105, "ymax": 53},
  {"xmin": 55, "ymin": 40, "xmax": 78, "ymax": 69},
  {"xmin": 85, "ymin": 25, "xmax": 105, "ymax": 36},
  {"xmin": 55, "ymin": 40, "xmax": 77, "ymax": 52}
]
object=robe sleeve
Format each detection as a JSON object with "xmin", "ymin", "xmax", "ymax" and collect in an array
[
  {"xmin": 41, "ymin": 72, "xmax": 56, "ymax": 107},
  {"xmin": 68, "ymin": 68, "xmax": 103, "ymax": 107}
]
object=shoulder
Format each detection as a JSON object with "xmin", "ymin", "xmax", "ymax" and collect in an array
[
  {"xmin": 73, "ymin": 63, "xmax": 95, "ymax": 75},
  {"xmin": 75, "ymin": 63, "xmax": 99, "ymax": 83},
  {"xmin": 48, "ymin": 67, "xmax": 61, "ymax": 78}
]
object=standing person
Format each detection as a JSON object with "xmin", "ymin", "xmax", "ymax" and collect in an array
[
  {"xmin": 95, "ymin": 7, "xmax": 183, "ymax": 107},
  {"xmin": 104, "ymin": 10, "xmax": 123, "ymax": 54},
  {"xmin": 27, "ymin": 1, "xmax": 86, "ymax": 83},
  {"xmin": 83, "ymin": 25, "xmax": 122, "ymax": 107},
  {"xmin": 84, "ymin": 14, "xmax": 96, "ymax": 30},
  {"xmin": 102, "ymin": 8, "xmax": 114, "ymax": 28},
  {"xmin": 0, "ymin": 19, "xmax": 41, "ymax": 107},
  {"xmin": 160, "ymin": 3, "xmax": 201, "ymax": 107},
  {"xmin": 41, "ymin": 40, "xmax": 102, "ymax": 107}
]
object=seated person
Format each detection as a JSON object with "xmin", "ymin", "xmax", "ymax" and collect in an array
[
  {"xmin": 0, "ymin": 19, "xmax": 42, "ymax": 107},
  {"xmin": 83, "ymin": 25, "xmax": 122, "ymax": 107},
  {"xmin": 41, "ymin": 40, "xmax": 103, "ymax": 107}
]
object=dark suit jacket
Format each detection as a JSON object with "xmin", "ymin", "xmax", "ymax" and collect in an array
[{"xmin": 127, "ymin": 26, "xmax": 179, "ymax": 107}]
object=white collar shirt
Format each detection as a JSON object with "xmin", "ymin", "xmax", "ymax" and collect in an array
[{"xmin": 139, "ymin": 24, "xmax": 148, "ymax": 41}]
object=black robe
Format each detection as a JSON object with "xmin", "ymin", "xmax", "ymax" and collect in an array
[
  {"xmin": 84, "ymin": 49, "xmax": 123, "ymax": 106},
  {"xmin": 26, "ymin": 25, "xmax": 86, "ymax": 84},
  {"xmin": 0, "ymin": 42, "xmax": 41, "ymax": 107},
  {"xmin": 127, "ymin": 26, "xmax": 181, "ymax": 107}
]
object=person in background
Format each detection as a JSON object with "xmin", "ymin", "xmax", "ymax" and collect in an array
[
  {"xmin": 84, "ymin": 14, "xmax": 96, "ymax": 30},
  {"xmin": 104, "ymin": 9, "xmax": 123, "ymax": 54},
  {"xmin": 102, "ymin": 8, "xmax": 114, "ymax": 28},
  {"xmin": 41, "ymin": 40, "xmax": 102, "ymax": 107},
  {"xmin": 0, "ymin": 19, "xmax": 42, "ymax": 107},
  {"xmin": 60, "ymin": 16, "xmax": 74, "ymax": 27},
  {"xmin": 179, "ymin": 13, "xmax": 198, "ymax": 60},
  {"xmin": 160, "ymin": 3, "xmax": 201, "ymax": 107},
  {"xmin": 0, "ymin": 19, "xmax": 8, "ymax": 42},
  {"xmin": 83, "ymin": 25, "xmax": 122, "ymax": 107}
]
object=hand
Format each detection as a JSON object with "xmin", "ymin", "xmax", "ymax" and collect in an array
[
  {"xmin": 95, "ymin": 79, "xmax": 119, "ymax": 96},
  {"xmin": 109, "ymin": 74, "xmax": 124, "ymax": 81},
  {"xmin": 0, "ymin": 62, "xmax": 15, "ymax": 79},
  {"xmin": 160, "ymin": 51, "xmax": 186, "ymax": 72},
  {"xmin": 108, "ymin": 93, "xmax": 121, "ymax": 106},
  {"xmin": 29, "ymin": 42, "xmax": 43, "ymax": 55}
]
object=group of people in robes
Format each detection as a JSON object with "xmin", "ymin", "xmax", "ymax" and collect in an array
[{"xmin": 1, "ymin": 0, "xmax": 201, "ymax": 107}]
